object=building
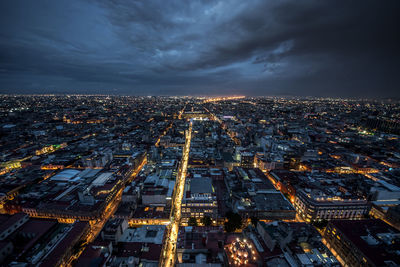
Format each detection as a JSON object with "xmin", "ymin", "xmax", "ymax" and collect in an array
[
  {"xmin": 182, "ymin": 177, "xmax": 218, "ymax": 223},
  {"xmin": 0, "ymin": 213, "xmax": 29, "ymax": 240},
  {"xmin": 385, "ymin": 205, "xmax": 400, "ymax": 230},
  {"xmin": 370, "ymin": 202, "xmax": 400, "ymax": 231},
  {"xmin": 74, "ymin": 240, "xmax": 112, "ymax": 267},
  {"xmin": 14, "ymin": 168, "xmax": 123, "ymax": 223},
  {"xmin": 0, "ymin": 241, "xmax": 13, "ymax": 263},
  {"xmin": 176, "ymin": 226, "xmax": 225, "ymax": 265},
  {"xmin": 120, "ymin": 183, "xmax": 140, "ymax": 205},
  {"xmin": 101, "ymin": 218, "xmax": 129, "ymax": 244},
  {"xmin": 38, "ymin": 221, "xmax": 90, "ymax": 267},
  {"xmin": 141, "ymin": 174, "xmax": 174, "ymax": 207},
  {"xmin": 240, "ymin": 152, "xmax": 255, "ymax": 168},
  {"xmin": 227, "ymin": 168, "xmax": 296, "ymax": 221},
  {"xmin": 107, "ymin": 224, "xmax": 166, "ymax": 266},
  {"xmin": 255, "ymin": 221, "xmax": 339, "ymax": 266},
  {"xmin": 324, "ymin": 219, "xmax": 400, "ymax": 266},
  {"xmin": 82, "ymin": 149, "xmax": 113, "ymax": 168},
  {"xmin": 236, "ymin": 192, "xmax": 296, "ymax": 221},
  {"xmin": 294, "ymin": 189, "xmax": 369, "ymax": 223}
]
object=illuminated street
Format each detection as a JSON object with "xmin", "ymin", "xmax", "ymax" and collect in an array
[{"xmin": 160, "ymin": 120, "xmax": 192, "ymax": 267}]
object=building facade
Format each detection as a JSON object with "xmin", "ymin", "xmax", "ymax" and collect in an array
[
  {"xmin": 181, "ymin": 177, "xmax": 218, "ymax": 223},
  {"xmin": 294, "ymin": 190, "xmax": 369, "ymax": 223}
]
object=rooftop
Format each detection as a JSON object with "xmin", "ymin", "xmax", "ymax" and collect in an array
[
  {"xmin": 118, "ymin": 225, "xmax": 165, "ymax": 244},
  {"xmin": 190, "ymin": 177, "xmax": 213, "ymax": 194}
]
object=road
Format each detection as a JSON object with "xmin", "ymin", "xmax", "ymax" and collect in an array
[{"xmin": 160, "ymin": 120, "xmax": 192, "ymax": 267}]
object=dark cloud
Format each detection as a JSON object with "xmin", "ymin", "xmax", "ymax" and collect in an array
[{"xmin": 0, "ymin": 0, "xmax": 399, "ymax": 97}]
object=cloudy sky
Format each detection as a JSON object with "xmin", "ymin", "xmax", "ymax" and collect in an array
[{"xmin": 0, "ymin": 0, "xmax": 399, "ymax": 97}]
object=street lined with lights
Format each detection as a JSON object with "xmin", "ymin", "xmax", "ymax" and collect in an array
[{"xmin": 160, "ymin": 120, "xmax": 192, "ymax": 267}]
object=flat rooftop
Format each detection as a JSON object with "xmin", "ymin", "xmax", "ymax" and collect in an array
[
  {"xmin": 190, "ymin": 177, "xmax": 213, "ymax": 194},
  {"xmin": 92, "ymin": 172, "xmax": 113, "ymax": 186},
  {"xmin": 118, "ymin": 225, "xmax": 165, "ymax": 244}
]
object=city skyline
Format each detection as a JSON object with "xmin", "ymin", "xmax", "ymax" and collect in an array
[{"xmin": 1, "ymin": 0, "xmax": 399, "ymax": 97}]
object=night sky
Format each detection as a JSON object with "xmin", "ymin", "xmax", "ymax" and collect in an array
[{"xmin": 0, "ymin": 0, "xmax": 399, "ymax": 97}]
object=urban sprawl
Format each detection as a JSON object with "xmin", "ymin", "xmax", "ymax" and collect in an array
[{"xmin": 0, "ymin": 95, "xmax": 400, "ymax": 267}]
